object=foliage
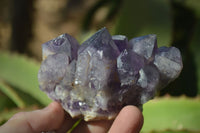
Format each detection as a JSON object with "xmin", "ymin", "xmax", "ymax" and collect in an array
[{"xmin": 141, "ymin": 97, "xmax": 200, "ymax": 132}]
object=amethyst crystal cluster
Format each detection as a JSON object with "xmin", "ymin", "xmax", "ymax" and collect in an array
[{"xmin": 38, "ymin": 28, "xmax": 183, "ymax": 121}]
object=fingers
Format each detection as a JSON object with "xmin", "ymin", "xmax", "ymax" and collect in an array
[
  {"xmin": 0, "ymin": 103, "xmax": 143, "ymax": 133},
  {"xmin": 72, "ymin": 105, "xmax": 143, "ymax": 133},
  {"xmin": 108, "ymin": 105, "xmax": 143, "ymax": 133},
  {"xmin": 72, "ymin": 119, "xmax": 113, "ymax": 133},
  {"xmin": 0, "ymin": 102, "xmax": 66, "ymax": 133}
]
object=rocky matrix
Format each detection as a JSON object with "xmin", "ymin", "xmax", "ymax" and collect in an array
[{"xmin": 38, "ymin": 28, "xmax": 183, "ymax": 121}]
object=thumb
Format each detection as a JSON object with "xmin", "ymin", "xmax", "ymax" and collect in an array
[
  {"xmin": 109, "ymin": 105, "xmax": 143, "ymax": 133},
  {"xmin": 0, "ymin": 102, "xmax": 64, "ymax": 133}
]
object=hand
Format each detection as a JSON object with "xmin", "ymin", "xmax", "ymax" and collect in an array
[{"xmin": 0, "ymin": 102, "xmax": 143, "ymax": 133}]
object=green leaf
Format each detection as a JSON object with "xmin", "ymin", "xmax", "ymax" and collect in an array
[
  {"xmin": 0, "ymin": 51, "xmax": 51, "ymax": 105},
  {"xmin": 141, "ymin": 97, "xmax": 200, "ymax": 133},
  {"xmin": 0, "ymin": 80, "xmax": 25, "ymax": 108}
]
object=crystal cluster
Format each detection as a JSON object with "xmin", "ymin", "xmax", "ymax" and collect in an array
[{"xmin": 38, "ymin": 27, "xmax": 183, "ymax": 121}]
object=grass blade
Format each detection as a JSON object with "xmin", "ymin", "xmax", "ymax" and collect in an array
[
  {"xmin": 0, "ymin": 80, "xmax": 25, "ymax": 109},
  {"xmin": 67, "ymin": 118, "xmax": 82, "ymax": 133}
]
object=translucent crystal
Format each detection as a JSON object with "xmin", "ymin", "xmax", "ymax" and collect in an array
[
  {"xmin": 153, "ymin": 46, "xmax": 183, "ymax": 88},
  {"xmin": 42, "ymin": 33, "xmax": 79, "ymax": 60},
  {"xmin": 117, "ymin": 49, "xmax": 146, "ymax": 86},
  {"xmin": 38, "ymin": 28, "xmax": 183, "ymax": 121},
  {"xmin": 129, "ymin": 34, "xmax": 157, "ymax": 60}
]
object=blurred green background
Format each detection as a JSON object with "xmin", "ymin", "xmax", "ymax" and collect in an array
[{"xmin": 0, "ymin": 0, "xmax": 200, "ymax": 132}]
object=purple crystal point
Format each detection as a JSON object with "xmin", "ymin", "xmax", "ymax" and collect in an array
[
  {"xmin": 42, "ymin": 33, "xmax": 79, "ymax": 61},
  {"xmin": 78, "ymin": 27, "xmax": 120, "ymax": 57},
  {"xmin": 75, "ymin": 28, "xmax": 119, "ymax": 86},
  {"xmin": 129, "ymin": 34, "xmax": 157, "ymax": 60},
  {"xmin": 153, "ymin": 46, "xmax": 183, "ymax": 88},
  {"xmin": 117, "ymin": 49, "xmax": 146, "ymax": 86},
  {"xmin": 38, "ymin": 28, "xmax": 183, "ymax": 121},
  {"xmin": 156, "ymin": 46, "xmax": 182, "ymax": 65}
]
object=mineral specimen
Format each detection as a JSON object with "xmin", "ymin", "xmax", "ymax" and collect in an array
[{"xmin": 38, "ymin": 27, "xmax": 183, "ymax": 121}]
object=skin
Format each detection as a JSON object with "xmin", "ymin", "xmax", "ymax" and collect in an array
[{"xmin": 0, "ymin": 102, "xmax": 143, "ymax": 133}]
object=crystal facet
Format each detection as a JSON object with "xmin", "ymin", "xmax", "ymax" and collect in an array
[
  {"xmin": 129, "ymin": 34, "xmax": 157, "ymax": 60},
  {"xmin": 38, "ymin": 28, "xmax": 183, "ymax": 121}
]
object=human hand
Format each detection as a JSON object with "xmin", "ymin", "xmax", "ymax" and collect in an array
[{"xmin": 0, "ymin": 102, "xmax": 143, "ymax": 133}]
